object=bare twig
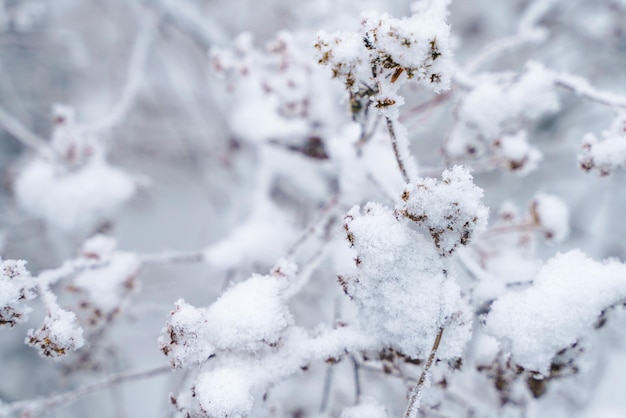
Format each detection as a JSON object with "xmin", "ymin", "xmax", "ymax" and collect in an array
[
  {"xmin": 139, "ymin": 249, "xmax": 205, "ymax": 264},
  {"xmin": 81, "ymin": 14, "xmax": 160, "ymax": 133},
  {"xmin": 285, "ymin": 192, "xmax": 341, "ymax": 258},
  {"xmin": 0, "ymin": 365, "xmax": 171, "ymax": 417},
  {"xmin": 350, "ymin": 354, "xmax": 362, "ymax": 404},
  {"xmin": 0, "ymin": 105, "xmax": 55, "ymax": 159},
  {"xmin": 154, "ymin": 0, "xmax": 228, "ymax": 50},
  {"xmin": 386, "ymin": 117, "xmax": 411, "ymax": 184},
  {"xmin": 404, "ymin": 327, "xmax": 445, "ymax": 418},
  {"xmin": 554, "ymin": 72, "xmax": 626, "ymax": 110}
]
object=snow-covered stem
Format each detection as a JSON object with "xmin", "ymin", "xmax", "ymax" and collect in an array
[
  {"xmin": 154, "ymin": 0, "xmax": 227, "ymax": 49},
  {"xmin": 82, "ymin": 14, "xmax": 160, "ymax": 133},
  {"xmin": 0, "ymin": 105, "xmax": 55, "ymax": 159},
  {"xmin": 464, "ymin": 0, "xmax": 557, "ymax": 74},
  {"xmin": 554, "ymin": 72, "xmax": 626, "ymax": 109},
  {"xmin": 464, "ymin": 30, "xmax": 546, "ymax": 75},
  {"xmin": 404, "ymin": 327, "xmax": 445, "ymax": 418},
  {"xmin": 0, "ymin": 365, "xmax": 171, "ymax": 417},
  {"xmin": 350, "ymin": 354, "xmax": 362, "ymax": 404},
  {"xmin": 285, "ymin": 192, "xmax": 341, "ymax": 257},
  {"xmin": 386, "ymin": 116, "xmax": 411, "ymax": 184}
]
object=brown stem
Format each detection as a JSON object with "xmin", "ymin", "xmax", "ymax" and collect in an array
[
  {"xmin": 403, "ymin": 327, "xmax": 445, "ymax": 418},
  {"xmin": 386, "ymin": 117, "xmax": 411, "ymax": 184}
]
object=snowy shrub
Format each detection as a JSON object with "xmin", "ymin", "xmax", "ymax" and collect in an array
[{"xmin": 2, "ymin": 0, "xmax": 626, "ymax": 417}]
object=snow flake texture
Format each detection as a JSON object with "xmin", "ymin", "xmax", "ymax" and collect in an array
[
  {"xmin": 341, "ymin": 202, "xmax": 471, "ymax": 359},
  {"xmin": 486, "ymin": 250, "xmax": 626, "ymax": 374}
]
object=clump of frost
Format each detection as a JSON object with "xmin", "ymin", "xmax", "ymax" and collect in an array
[
  {"xmin": 340, "ymin": 397, "xmax": 388, "ymax": 418},
  {"xmin": 446, "ymin": 62, "xmax": 559, "ymax": 169},
  {"xmin": 485, "ymin": 250, "xmax": 626, "ymax": 374},
  {"xmin": 341, "ymin": 202, "xmax": 471, "ymax": 359},
  {"xmin": 160, "ymin": 260, "xmax": 296, "ymax": 369},
  {"xmin": 579, "ymin": 114, "xmax": 626, "ymax": 175},
  {"xmin": 26, "ymin": 308, "xmax": 85, "ymax": 359},
  {"xmin": 396, "ymin": 166, "xmax": 489, "ymax": 255},
  {"xmin": 14, "ymin": 156, "xmax": 136, "ymax": 232},
  {"xmin": 0, "ymin": 259, "xmax": 35, "ymax": 328},
  {"xmin": 530, "ymin": 193, "xmax": 569, "ymax": 243}
]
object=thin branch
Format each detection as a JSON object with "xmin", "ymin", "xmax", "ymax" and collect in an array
[
  {"xmin": 319, "ymin": 363, "xmax": 334, "ymax": 413},
  {"xmin": 386, "ymin": 116, "xmax": 411, "ymax": 184},
  {"xmin": 81, "ymin": 14, "xmax": 160, "ymax": 133},
  {"xmin": 0, "ymin": 365, "xmax": 171, "ymax": 417},
  {"xmin": 0, "ymin": 105, "xmax": 55, "ymax": 159},
  {"xmin": 139, "ymin": 249, "xmax": 206, "ymax": 265},
  {"xmin": 403, "ymin": 327, "xmax": 445, "ymax": 418},
  {"xmin": 554, "ymin": 72, "xmax": 626, "ymax": 110},
  {"xmin": 285, "ymin": 192, "xmax": 341, "ymax": 258},
  {"xmin": 154, "ymin": 0, "xmax": 228, "ymax": 50},
  {"xmin": 350, "ymin": 355, "xmax": 362, "ymax": 404}
]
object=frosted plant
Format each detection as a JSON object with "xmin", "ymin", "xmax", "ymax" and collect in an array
[
  {"xmin": 315, "ymin": 8, "xmax": 452, "ymax": 116},
  {"xmin": 67, "ymin": 235, "xmax": 141, "ymax": 329},
  {"xmin": 579, "ymin": 113, "xmax": 626, "ymax": 175},
  {"xmin": 13, "ymin": 105, "xmax": 137, "ymax": 232},
  {"xmin": 25, "ymin": 308, "xmax": 85, "ymax": 359},
  {"xmin": 486, "ymin": 250, "xmax": 626, "ymax": 375},
  {"xmin": 396, "ymin": 165, "xmax": 489, "ymax": 256},
  {"xmin": 446, "ymin": 62, "xmax": 560, "ymax": 173},
  {"xmin": 341, "ymin": 201, "xmax": 472, "ymax": 360},
  {"xmin": 0, "ymin": 259, "xmax": 36, "ymax": 328}
]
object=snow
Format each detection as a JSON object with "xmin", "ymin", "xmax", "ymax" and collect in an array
[
  {"xmin": 14, "ymin": 156, "xmax": 136, "ymax": 232},
  {"xmin": 530, "ymin": 193, "xmax": 569, "ymax": 243},
  {"xmin": 160, "ymin": 262, "xmax": 295, "ymax": 369},
  {"xmin": 194, "ymin": 367, "xmax": 254, "ymax": 418},
  {"xmin": 446, "ymin": 62, "xmax": 560, "ymax": 161},
  {"xmin": 25, "ymin": 308, "xmax": 85, "ymax": 359},
  {"xmin": 340, "ymin": 397, "xmax": 388, "ymax": 418},
  {"xmin": 485, "ymin": 250, "xmax": 626, "ymax": 374},
  {"xmin": 579, "ymin": 114, "xmax": 626, "ymax": 175},
  {"xmin": 396, "ymin": 165, "xmax": 489, "ymax": 255},
  {"xmin": 71, "ymin": 251, "xmax": 141, "ymax": 316},
  {"xmin": 342, "ymin": 202, "xmax": 471, "ymax": 359},
  {"xmin": 0, "ymin": 259, "xmax": 35, "ymax": 329}
]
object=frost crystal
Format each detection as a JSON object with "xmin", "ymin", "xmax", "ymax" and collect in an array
[
  {"xmin": 486, "ymin": 250, "xmax": 626, "ymax": 374},
  {"xmin": 0, "ymin": 259, "xmax": 35, "ymax": 329},
  {"xmin": 26, "ymin": 308, "xmax": 85, "ymax": 359},
  {"xmin": 397, "ymin": 166, "xmax": 489, "ymax": 256},
  {"xmin": 341, "ymin": 203, "xmax": 471, "ymax": 359}
]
